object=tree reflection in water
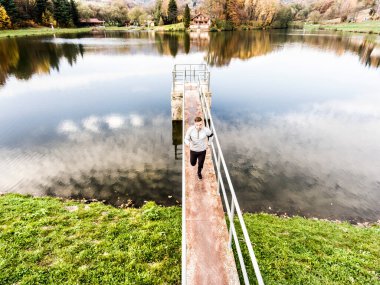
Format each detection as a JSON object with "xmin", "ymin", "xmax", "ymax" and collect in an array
[{"xmin": 1, "ymin": 30, "xmax": 378, "ymax": 86}]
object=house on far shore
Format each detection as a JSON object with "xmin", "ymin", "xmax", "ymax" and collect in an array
[
  {"xmin": 79, "ymin": 18, "xmax": 105, "ymax": 27},
  {"xmin": 190, "ymin": 13, "xmax": 211, "ymax": 31}
]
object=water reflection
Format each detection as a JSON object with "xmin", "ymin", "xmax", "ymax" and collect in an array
[
  {"xmin": 216, "ymin": 95, "xmax": 380, "ymax": 222},
  {"xmin": 0, "ymin": 38, "xmax": 84, "ymax": 85},
  {"xmin": 0, "ymin": 113, "xmax": 181, "ymax": 207},
  {"xmin": 1, "ymin": 30, "xmax": 379, "ymax": 86},
  {"xmin": 0, "ymin": 30, "xmax": 379, "ymax": 221}
]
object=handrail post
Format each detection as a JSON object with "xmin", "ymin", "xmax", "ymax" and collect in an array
[
  {"xmin": 228, "ymin": 199, "xmax": 235, "ymax": 248},
  {"xmin": 217, "ymin": 152, "xmax": 221, "ymax": 194}
]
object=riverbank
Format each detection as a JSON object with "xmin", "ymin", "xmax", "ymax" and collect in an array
[
  {"xmin": 0, "ymin": 26, "xmax": 148, "ymax": 39},
  {"xmin": 0, "ymin": 194, "xmax": 379, "ymax": 284},
  {"xmin": 305, "ymin": 21, "xmax": 380, "ymax": 34}
]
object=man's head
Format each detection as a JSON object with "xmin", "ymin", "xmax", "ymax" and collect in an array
[{"xmin": 194, "ymin": 117, "xmax": 203, "ymax": 130}]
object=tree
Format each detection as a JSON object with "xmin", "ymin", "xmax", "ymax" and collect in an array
[
  {"xmin": 273, "ymin": 6, "xmax": 292, "ymax": 28},
  {"xmin": 243, "ymin": 0, "xmax": 278, "ymax": 26},
  {"xmin": 225, "ymin": 0, "xmax": 241, "ymax": 26},
  {"xmin": 184, "ymin": 3, "xmax": 190, "ymax": 28},
  {"xmin": 308, "ymin": 10, "xmax": 321, "ymax": 23},
  {"xmin": 203, "ymin": 0, "xmax": 225, "ymax": 20},
  {"xmin": 128, "ymin": 6, "xmax": 145, "ymax": 25},
  {"xmin": 0, "ymin": 0, "xmax": 18, "ymax": 24},
  {"xmin": 111, "ymin": 1, "xmax": 129, "ymax": 26},
  {"xmin": 35, "ymin": 0, "xmax": 47, "ymax": 23},
  {"xmin": 77, "ymin": 2, "xmax": 94, "ymax": 20},
  {"xmin": 158, "ymin": 15, "xmax": 164, "ymax": 25},
  {"xmin": 167, "ymin": 0, "xmax": 177, "ymax": 24},
  {"xmin": 53, "ymin": 0, "xmax": 72, "ymax": 27},
  {"xmin": 0, "ymin": 4, "xmax": 11, "ymax": 28},
  {"xmin": 70, "ymin": 0, "xmax": 79, "ymax": 26},
  {"xmin": 153, "ymin": 0, "xmax": 162, "ymax": 25},
  {"xmin": 41, "ymin": 9, "xmax": 56, "ymax": 26}
]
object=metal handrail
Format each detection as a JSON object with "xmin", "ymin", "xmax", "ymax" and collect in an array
[
  {"xmin": 197, "ymin": 78, "xmax": 264, "ymax": 285},
  {"xmin": 181, "ymin": 70, "xmax": 186, "ymax": 285}
]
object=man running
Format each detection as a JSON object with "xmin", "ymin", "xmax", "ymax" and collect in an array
[{"xmin": 184, "ymin": 116, "xmax": 214, "ymax": 180}]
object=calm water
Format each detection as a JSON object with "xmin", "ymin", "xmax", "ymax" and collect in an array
[{"xmin": 0, "ymin": 30, "xmax": 379, "ymax": 222}]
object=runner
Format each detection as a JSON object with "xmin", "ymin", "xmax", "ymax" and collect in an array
[{"xmin": 184, "ymin": 116, "xmax": 214, "ymax": 180}]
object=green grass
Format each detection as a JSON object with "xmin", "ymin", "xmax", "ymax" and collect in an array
[
  {"xmin": 0, "ymin": 26, "xmax": 145, "ymax": 39},
  {"xmin": 304, "ymin": 21, "xmax": 380, "ymax": 34},
  {"xmin": 238, "ymin": 213, "xmax": 380, "ymax": 284},
  {"xmin": 1, "ymin": 193, "xmax": 379, "ymax": 284},
  {"xmin": 0, "ymin": 194, "xmax": 181, "ymax": 284},
  {"xmin": 154, "ymin": 23, "xmax": 185, "ymax": 32}
]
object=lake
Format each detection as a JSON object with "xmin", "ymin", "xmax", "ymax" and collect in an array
[{"xmin": 0, "ymin": 30, "xmax": 379, "ymax": 222}]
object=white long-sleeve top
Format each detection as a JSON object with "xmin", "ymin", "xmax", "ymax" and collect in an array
[{"xmin": 184, "ymin": 125, "xmax": 214, "ymax": 152}]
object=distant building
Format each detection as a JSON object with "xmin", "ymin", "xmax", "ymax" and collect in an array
[
  {"xmin": 79, "ymin": 18, "xmax": 105, "ymax": 27},
  {"xmin": 190, "ymin": 13, "xmax": 210, "ymax": 31}
]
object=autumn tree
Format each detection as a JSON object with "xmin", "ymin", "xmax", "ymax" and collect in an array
[
  {"xmin": 244, "ymin": 0, "xmax": 278, "ymax": 26},
  {"xmin": 0, "ymin": 4, "xmax": 11, "ymax": 28},
  {"xmin": 338, "ymin": 0, "xmax": 357, "ymax": 20},
  {"xmin": 128, "ymin": 6, "xmax": 146, "ymax": 25},
  {"xmin": 308, "ymin": 10, "xmax": 321, "ymax": 22},
  {"xmin": 272, "ymin": 5, "xmax": 292, "ymax": 27},
  {"xmin": 225, "ymin": 0, "xmax": 240, "ymax": 26},
  {"xmin": 202, "ymin": 0, "xmax": 226, "ymax": 20},
  {"xmin": 0, "ymin": 0, "xmax": 18, "ymax": 24}
]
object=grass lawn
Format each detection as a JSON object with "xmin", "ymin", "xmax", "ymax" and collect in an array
[
  {"xmin": 305, "ymin": 21, "xmax": 380, "ymax": 34},
  {"xmin": 238, "ymin": 213, "xmax": 380, "ymax": 284},
  {"xmin": 0, "ymin": 194, "xmax": 181, "ymax": 284},
  {"xmin": 0, "ymin": 26, "xmax": 148, "ymax": 39},
  {"xmin": 154, "ymin": 23, "xmax": 185, "ymax": 31},
  {"xmin": 1, "ymin": 193, "xmax": 379, "ymax": 284}
]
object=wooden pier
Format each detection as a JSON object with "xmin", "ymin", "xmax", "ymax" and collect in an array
[
  {"xmin": 171, "ymin": 64, "xmax": 264, "ymax": 285},
  {"xmin": 183, "ymin": 84, "xmax": 239, "ymax": 284}
]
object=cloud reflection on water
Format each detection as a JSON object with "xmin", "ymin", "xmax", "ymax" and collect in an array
[
  {"xmin": 217, "ymin": 93, "xmax": 380, "ymax": 222},
  {"xmin": 0, "ymin": 113, "xmax": 181, "ymax": 207}
]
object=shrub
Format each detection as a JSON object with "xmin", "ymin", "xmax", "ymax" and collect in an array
[{"xmin": 222, "ymin": 20, "xmax": 234, "ymax": 31}]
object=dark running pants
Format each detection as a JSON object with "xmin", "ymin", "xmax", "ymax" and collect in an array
[{"xmin": 190, "ymin": 149, "xmax": 206, "ymax": 174}]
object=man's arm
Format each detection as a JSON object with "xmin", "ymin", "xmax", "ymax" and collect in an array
[
  {"xmin": 205, "ymin": 127, "xmax": 214, "ymax": 145},
  {"xmin": 184, "ymin": 126, "xmax": 192, "ymax": 146}
]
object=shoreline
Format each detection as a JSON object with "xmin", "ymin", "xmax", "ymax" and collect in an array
[
  {"xmin": 304, "ymin": 20, "xmax": 380, "ymax": 34},
  {"xmin": 1, "ymin": 21, "xmax": 379, "ymax": 39},
  {"xmin": 0, "ymin": 26, "xmax": 150, "ymax": 39},
  {"xmin": 1, "ymin": 192, "xmax": 377, "ymax": 226}
]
